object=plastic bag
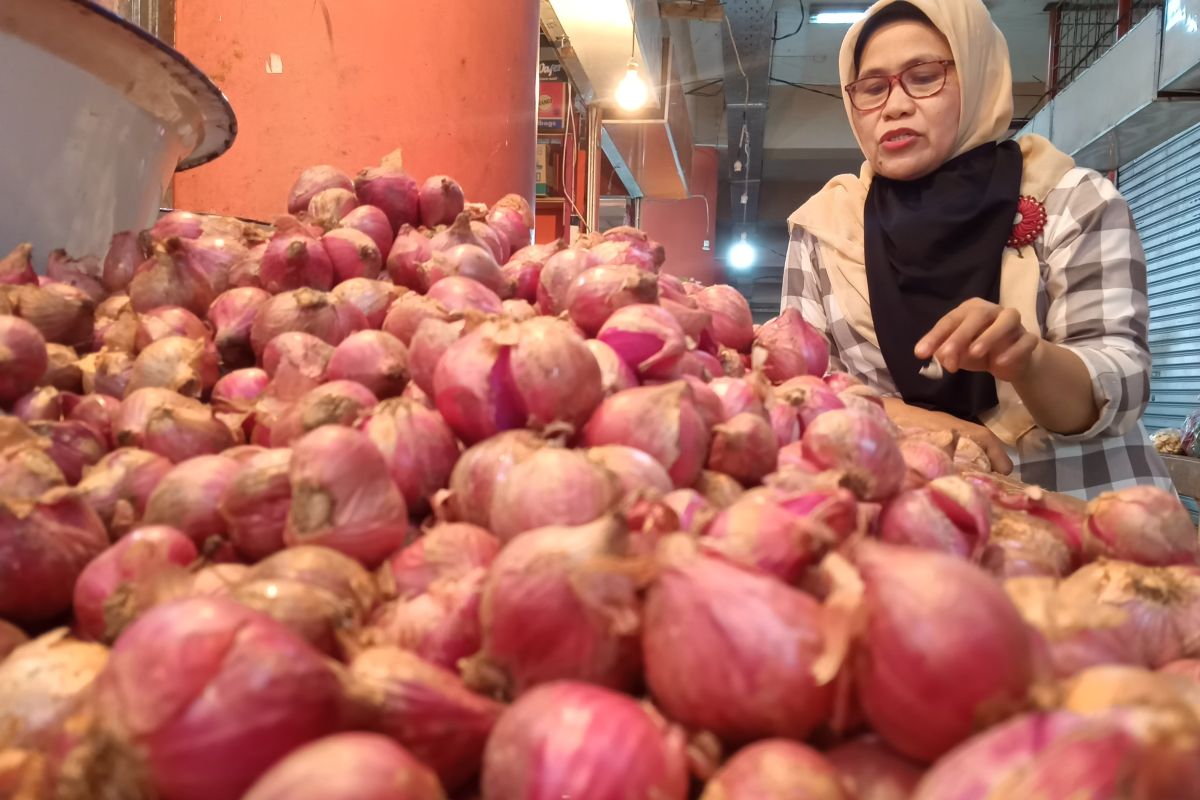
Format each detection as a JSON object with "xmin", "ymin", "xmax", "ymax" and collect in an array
[
  {"xmin": 1153, "ymin": 428, "xmax": 1185, "ymax": 456},
  {"xmin": 1181, "ymin": 410, "xmax": 1200, "ymax": 458}
]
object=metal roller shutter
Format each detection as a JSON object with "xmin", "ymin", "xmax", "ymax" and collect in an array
[{"xmin": 1120, "ymin": 120, "xmax": 1200, "ymax": 515}]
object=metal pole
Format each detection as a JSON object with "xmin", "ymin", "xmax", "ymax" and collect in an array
[
  {"xmin": 1116, "ymin": 0, "xmax": 1132, "ymax": 38},
  {"xmin": 1047, "ymin": 4, "xmax": 1062, "ymax": 98},
  {"xmin": 585, "ymin": 104, "xmax": 602, "ymax": 233}
]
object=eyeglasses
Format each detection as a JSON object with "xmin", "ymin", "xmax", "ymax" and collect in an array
[{"xmin": 844, "ymin": 60, "xmax": 955, "ymax": 111}]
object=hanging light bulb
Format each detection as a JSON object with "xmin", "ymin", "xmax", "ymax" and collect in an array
[
  {"xmin": 728, "ymin": 232, "xmax": 756, "ymax": 271},
  {"xmin": 616, "ymin": 59, "xmax": 648, "ymax": 111}
]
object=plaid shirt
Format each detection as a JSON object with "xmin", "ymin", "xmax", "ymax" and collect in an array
[{"xmin": 783, "ymin": 166, "xmax": 1173, "ymax": 499}]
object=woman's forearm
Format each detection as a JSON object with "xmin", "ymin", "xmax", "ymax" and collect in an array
[{"xmin": 1010, "ymin": 340, "xmax": 1099, "ymax": 435}]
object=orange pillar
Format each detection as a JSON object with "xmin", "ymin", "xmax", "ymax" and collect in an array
[{"xmin": 173, "ymin": 0, "xmax": 539, "ymax": 222}]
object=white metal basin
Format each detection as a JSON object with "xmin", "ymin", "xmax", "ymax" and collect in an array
[{"xmin": 0, "ymin": 0, "xmax": 236, "ymax": 269}]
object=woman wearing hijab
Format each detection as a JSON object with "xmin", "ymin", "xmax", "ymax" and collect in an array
[{"xmin": 784, "ymin": 0, "xmax": 1172, "ymax": 499}]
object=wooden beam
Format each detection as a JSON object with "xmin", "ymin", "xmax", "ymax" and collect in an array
[{"xmin": 659, "ymin": 1, "xmax": 723, "ymax": 22}]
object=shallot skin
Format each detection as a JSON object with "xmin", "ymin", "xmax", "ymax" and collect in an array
[
  {"xmin": 481, "ymin": 681, "xmax": 689, "ymax": 800},
  {"xmin": 242, "ymin": 733, "xmax": 446, "ymax": 800}
]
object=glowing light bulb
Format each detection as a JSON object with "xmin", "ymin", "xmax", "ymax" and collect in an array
[
  {"xmin": 616, "ymin": 62, "xmax": 648, "ymax": 111},
  {"xmin": 728, "ymin": 233, "xmax": 755, "ymax": 271}
]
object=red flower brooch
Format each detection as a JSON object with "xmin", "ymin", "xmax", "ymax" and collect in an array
[{"xmin": 1007, "ymin": 195, "xmax": 1047, "ymax": 249}]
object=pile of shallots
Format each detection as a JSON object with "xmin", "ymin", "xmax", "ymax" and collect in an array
[{"xmin": 1, "ymin": 148, "xmax": 1199, "ymax": 800}]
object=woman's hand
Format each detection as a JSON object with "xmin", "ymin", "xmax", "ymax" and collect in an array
[
  {"xmin": 882, "ymin": 397, "xmax": 1014, "ymax": 474},
  {"xmin": 914, "ymin": 298, "xmax": 1042, "ymax": 384}
]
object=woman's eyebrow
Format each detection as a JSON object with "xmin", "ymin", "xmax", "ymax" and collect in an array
[{"xmin": 857, "ymin": 54, "xmax": 946, "ymax": 78}]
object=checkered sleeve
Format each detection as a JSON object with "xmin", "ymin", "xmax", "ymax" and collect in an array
[
  {"xmin": 782, "ymin": 229, "xmax": 848, "ymax": 373},
  {"xmin": 1039, "ymin": 168, "xmax": 1151, "ymax": 441}
]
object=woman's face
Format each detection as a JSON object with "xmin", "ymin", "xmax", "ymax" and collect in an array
[{"xmin": 850, "ymin": 19, "xmax": 961, "ymax": 180}]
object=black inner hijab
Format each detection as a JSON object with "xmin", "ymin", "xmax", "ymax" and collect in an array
[{"xmin": 864, "ymin": 140, "xmax": 1023, "ymax": 421}]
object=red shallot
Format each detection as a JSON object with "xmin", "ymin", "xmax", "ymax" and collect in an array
[
  {"xmin": 330, "ymin": 278, "xmax": 399, "ymax": 329},
  {"xmin": 485, "ymin": 194, "xmax": 534, "ymax": 255},
  {"xmin": 0, "ymin": 242, "xmax": 37, "ymax": 285},
  {"xmin": 26, "ymin": 419, "xmax": 107, "ymax": 484},
  {"xmin": 488, "ymin": 446, "xmax": 621, "ymax": 542},
  {"xmin": 585, "ymin": 339, "xmax": 638, "ymax": 396},
  {"xmin": 260, "ymin": 223, "xmax": 335, "ymax": 293},
  {"xmin": 1083, "ymin": 485, "xmax": 1199, "ymax": 566},
  {"xmin": 803, "ymin": 409, "xmax": 906, "ymax": 500},
  {"xmin": 0, "ymin": 630, "xmax": 108, "ymax": 747},
  {"xmin": 586, "ymin": 444, "xmax": 674, "ymax": 499},
  {"xmin": 250, "ymin": 288, "xmax": 367, "ymax": 356},
  {"xmin": 220, "ymin": 447, "xmax": 293, "ymax": 561},
  {"xmin": 419, "ymin": 175, "xmax": 465, "ymax": 228},
  {"xmin": 243, "ymin": 733, "xmax": 444, "ymax": 800},
  {"xmin": 359, "ymin": 398, "xmax": 460, "ymax": 515},
  {"xmin": 707, "ymin": 412, "xmax": 780, "ymax": 485},
  {"xmin": 700, "ymin": 740, "xmax": 848, "ymax": 800},
  {"xmin": 597, "ymin": 303, "xmax": 687, "ymax": 379},
  {"xmin": 306, "ymin": 187, "xmax": 359, "ymax": 229},
  {"xmin": 326, "ymin": 331, "xmax": 409, "ymax": 399},
  {"xmin": 433, "ymin": 317, "xmax": 602, "ymax": 445},
  {"xmin": 72, "ymin": 525, "xmax": 198, "ymax": 641},
  {"xmin": 753, "ymin": 308, "xmax": 830, "ymax": 382},
  {"xmin": 443, "ymin": 430, "xmax": 545, "ymax": 528},
  {"xmin": 566, "ymin": 264, "xmax": 659, "ymax": 336},
  {"xmin": 467, "ymin": 517, "xmax": 640, "ymax": 695},
  {"xmin": 355, "ymin": 150, "xmax": 421, "ymax": 230},
  {"xmin": 643, "ymin": 535, "xmax": 832, "ymax": 743},
  {"xmin": 90, "ymin": 597, "xmax": 345, "ymax": 800},
  {"xmin": 382, "ymin": 292, "xmax": 451, "ymax": 347},
  {"xmin": 142, "ymin": 454, "xmax": 239, "ymax": 548},
  {"xmin": 288, "ymin": 164, "xmax": 354, "ymax": 215},
  {"xmin": 704, "ymin": 490, "xmax": 835, "ymax": 582},
  {"xmin": 322, "ymin": 227, "xmax": 383, "ymax": 282},
  {"xmin": 363, "ymin": 569, "xmax": 485, "ymax": 669},
  {"xmin": 826, "ymin": 738, "xmax": 923, "ymax": 800},
  {"xmin": 340, "ymin": 205, "xmax": 394, "ymax": 257},
  {"xmin": 879, "ymin": 476, "xmax": 991, "ymax": 558},
  {"xmin": 537, "ymin": 247, "xmax": 598, "ymax": 314},
  {"xmin": 0, "ymin": 490, "xmax": 109, "ymax": 623},
  {"xmin": 115, "ymin": 387, "xmax": 236, "ymax": 463},
  {"xmin": 851, "ymin": 541, "xmax": 1036, "ymax": 761},
  {"xmin": 426, "ymin": 274, "xmax": 504, "ymax": 314},
  {"xmin": 6, "ymin": 282, "xmax": 95, "ymax": 349},
  {"xmin": 211, "ymin": 368, "xmax": 269, "ymax": 412},
  {"xmin": 126, "ymin": 335, "xmax": 219, "ymax": 399},
  {"xmin": 75, "ymin": 447, "xmax": 172, "ymax": 535},
  {"xmin": 269, "ymin": 380, "xmax": 378, "ymax": 446},
  {"xmin": 583, "ymin": 381, "xmax": 712, "ymax": 488},
  {"xmin": 695, "ymin": 284, "xmax": 755, "ymax": 352},
  {"xmin": 379, "ymin": 523, "xmax": 499, "ymax": 600},
  {"xmin": 129, "ymin": 236, "xmax": 236, "ymax": 317},
  {"xmin": 481, "ymin": 681, "xmax": 688, "ymax": 800},
  {"xmin": 285, "ymin": 426, "xmax": 409, "ymax": 567},
  {"xmin": 0, "ymin": 316, "xmax": 48, "ymax": 405},
  {"xmin": 348, "ymin": 647, "xmax": 502, "ymax": 793},
  {"xmin": 208, "ymin": 287, "xmax": 270, "ymax": 369}
]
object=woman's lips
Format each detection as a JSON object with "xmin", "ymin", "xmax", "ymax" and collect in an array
[
  {"xmin": 880, "ymin": 129, "xmax": 919, "ymax": 152},
  {"xmin": 883, "ymin": 131, "xmax": 916, "ymax": 152}
]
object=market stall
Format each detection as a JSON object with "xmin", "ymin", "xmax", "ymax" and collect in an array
[{"xmin": 3, "ymin": 1, "xmax": 1200, "ymax": 799}]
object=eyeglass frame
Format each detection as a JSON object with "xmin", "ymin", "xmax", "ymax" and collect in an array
[{"xmin": 843, "ymin": 59, "xmax": 956, "ymax": 112}]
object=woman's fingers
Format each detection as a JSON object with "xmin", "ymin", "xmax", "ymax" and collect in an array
[
  {"xmin": 933, "ymin": 306, "xmax": 997, "ymax": 372},
  {"xmin": 914, "ymin": 305, "xmax": 969, "ymax": 360},
  {"xmin": 965, "ymin": 428, "xmax": 1014, "ymax": 475},
  {"xmin": 992, "ymin": 333, "xmax": 1041, "ymax": 380},
  {"xmin": 968, "ymin": 308, "xmax": 1023, "ymax": 360}
]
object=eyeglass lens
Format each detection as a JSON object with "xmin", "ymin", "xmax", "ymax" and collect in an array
[{"xmin": 848, "ymin": 61, "xmax": 949, "ymax": 111}]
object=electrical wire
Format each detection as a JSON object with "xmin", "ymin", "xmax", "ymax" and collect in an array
[
  {"xmin": 772, "ymin": 0, "xmax": 805, "ymax": 42},
  {"xmin": 561, "ymin": 98, "xmax": 588, "ymax": 232},
  {"xmin": 768, "ymin": 75, "xmax": 843, "ymax": 100}
]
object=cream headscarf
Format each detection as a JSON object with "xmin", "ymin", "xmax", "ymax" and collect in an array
[{"xmin": 788, "ymin": 0, "xmax": 1076, "ymax": 446}]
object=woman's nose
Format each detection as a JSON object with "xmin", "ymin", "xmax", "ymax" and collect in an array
[{"xmin": 881, "ymin": 80, "xmax": 916, "ymax": 119}]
